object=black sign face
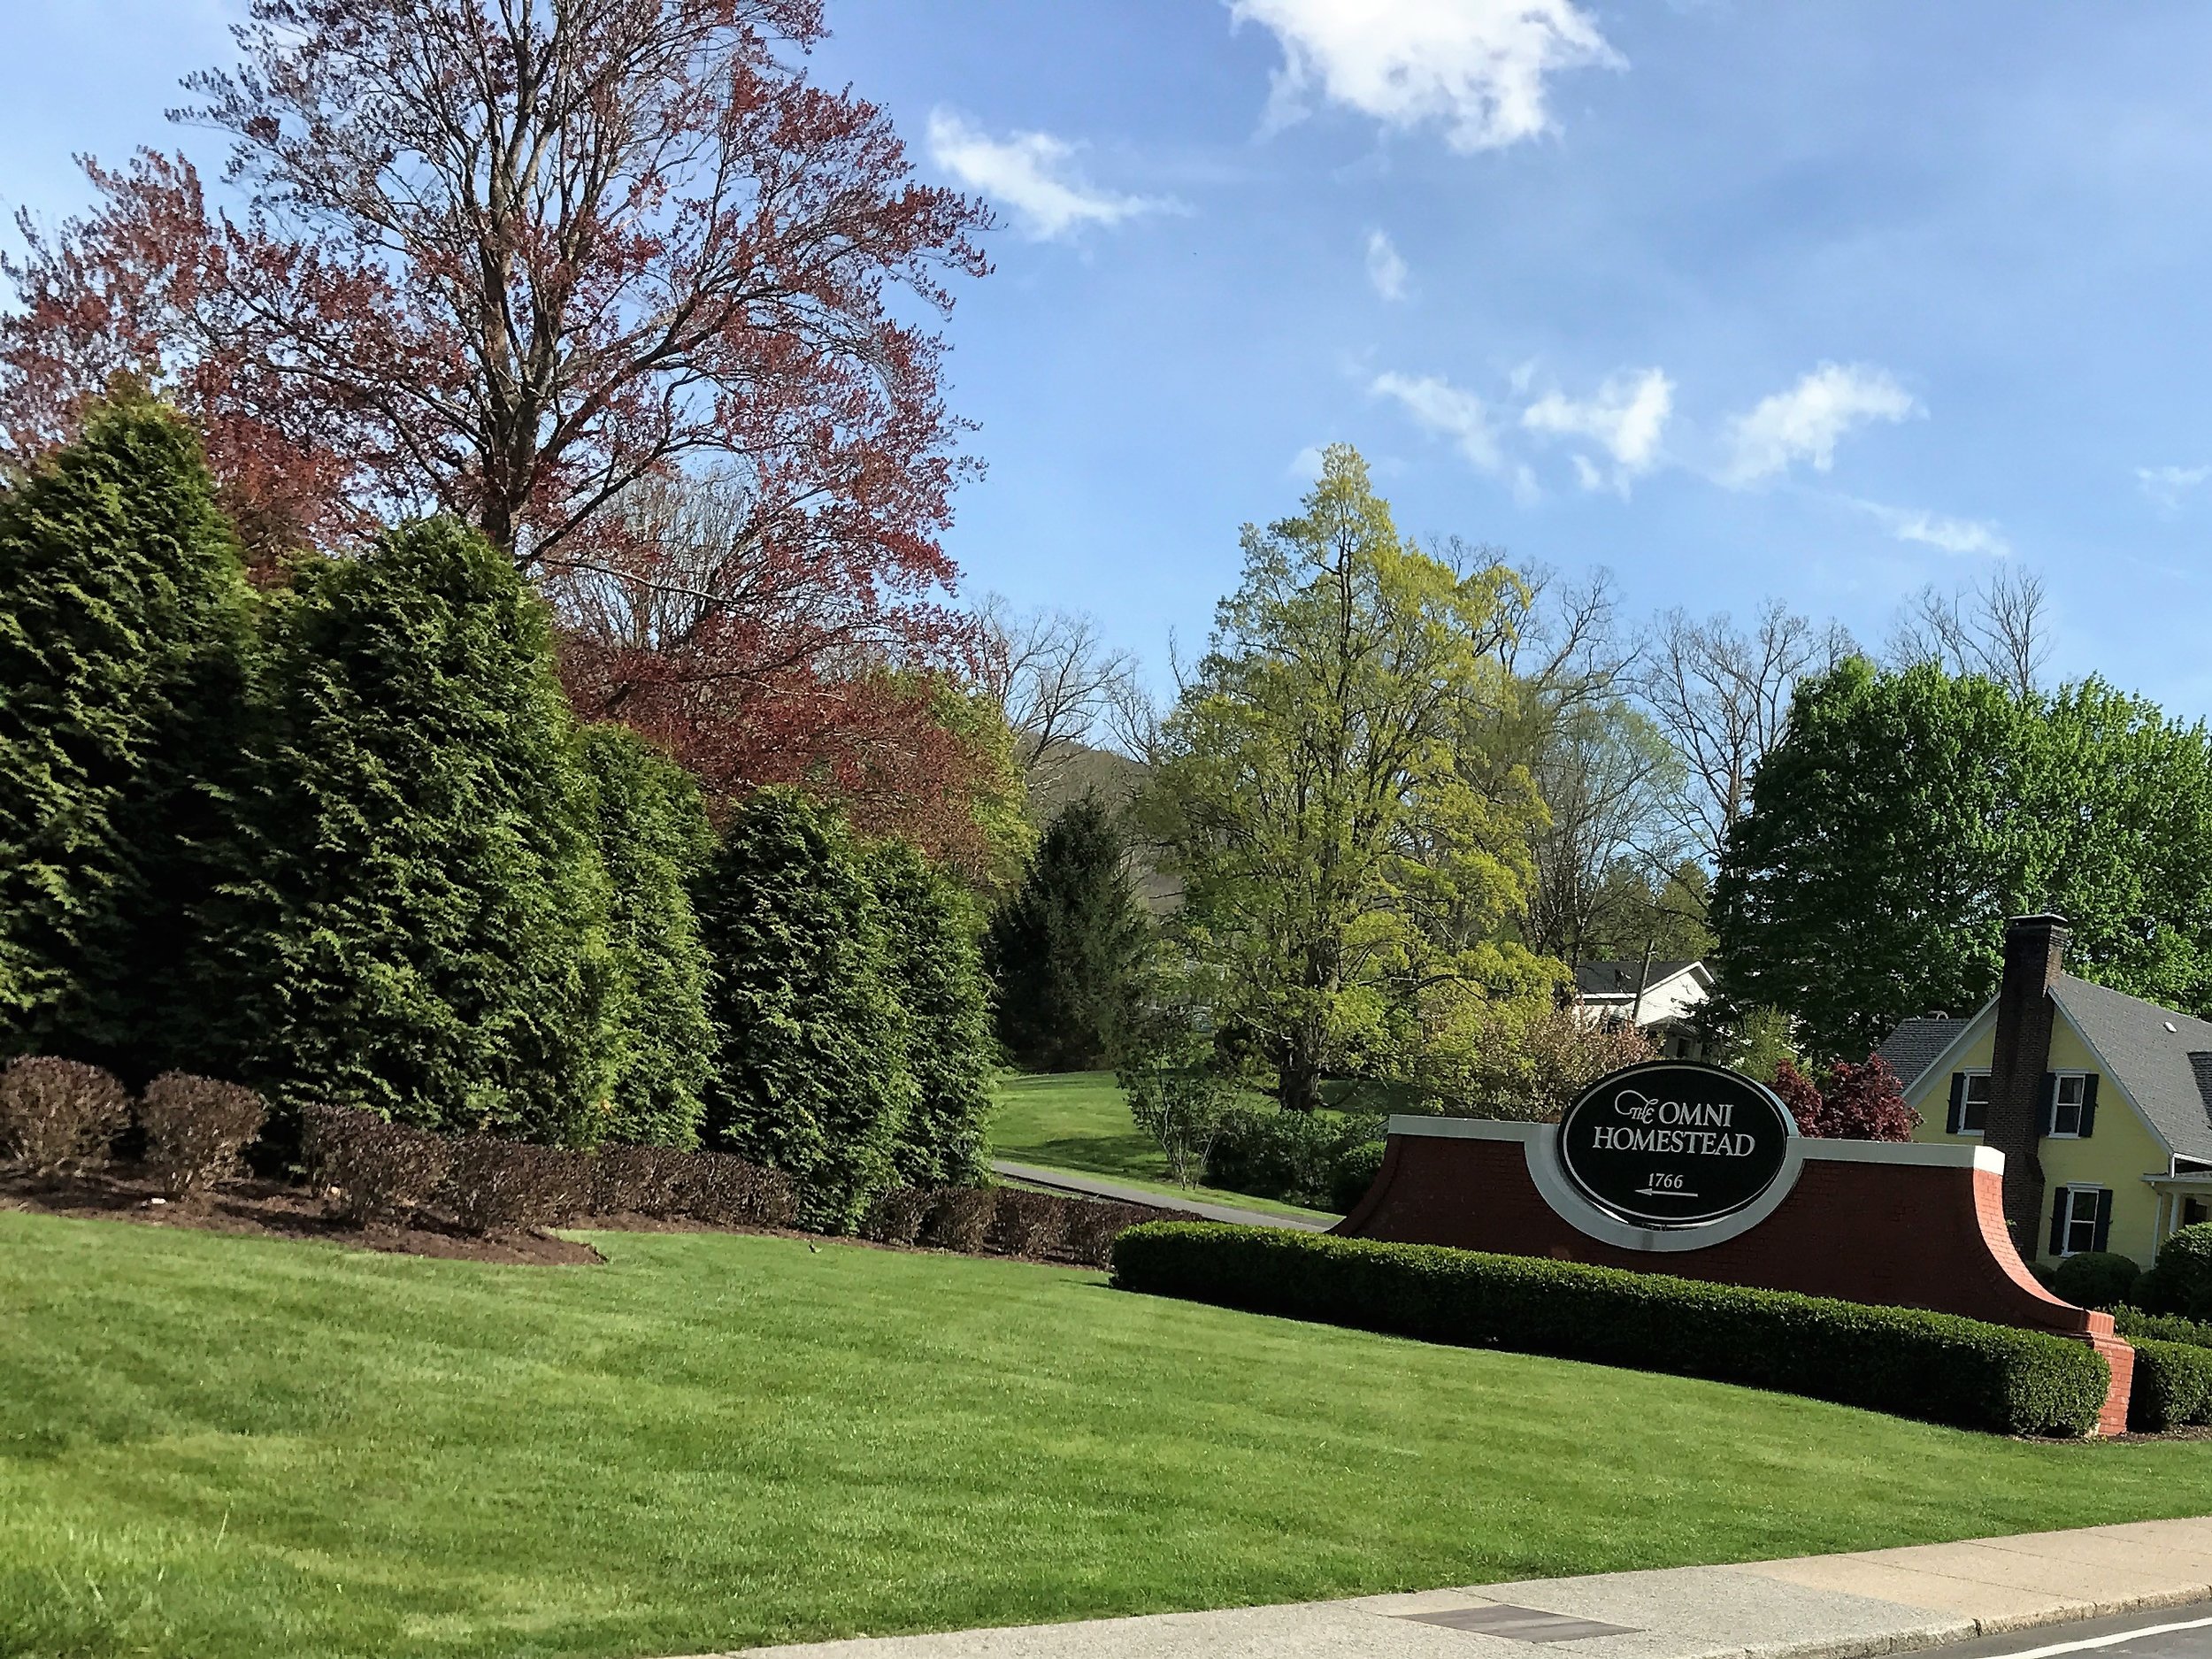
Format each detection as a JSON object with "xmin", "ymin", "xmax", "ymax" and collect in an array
[{"xmin": 1556, "ymin": 1061, "xmax": 1796, "ymax": 1229}]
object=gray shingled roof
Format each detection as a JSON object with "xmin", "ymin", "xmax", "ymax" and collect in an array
[
  {"xmin": 2049, "ymin": 973, "xmax": 2212, "ymax": 1164},
  {"xmin": 1875, "ymin": 1016, "xmax": 1965, "ymax": 1093},
  {"xmin": 1573, "ymin": 960, "xmax": 1701, "ymax": 998}
]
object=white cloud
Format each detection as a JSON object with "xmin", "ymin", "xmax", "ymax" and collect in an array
[
  {"xmin": 1720, "ymin": 363, "xmax": 1920, "ymax": 486},
  {"xmin": 1371, "ymin": 370, "xmax": 1537, "ymax": 500},
  {"xmin": 1365, "ymin": 229, "xmax": 1409, "ymax": 301},
  {"xmin": 1854, "ymin": 499, "xmax": 2010, "ymax": 558},
  {"xmin": 2137, "ymin": 465, "xmax": 2211, "ymax": 514},
  {"xmin": 1227, "ymin": 0, "xmax": 1623, "ymax": 152},
  {"xmin": 926, "ymin": 110, "xmax": 1167, "ymax": 241},
  {"xmin": 1521, "ymin": 368, "xmax": 1673, "ymax": 492}
]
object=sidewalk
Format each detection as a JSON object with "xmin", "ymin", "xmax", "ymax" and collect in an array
[
  {"xmin": 988, "ymin": 1160, "xmax": 1330, "ymax": 1231},
  {"xmin": 710, "ymin": 1516, "xmax": 2212, "ymax": 1658}
]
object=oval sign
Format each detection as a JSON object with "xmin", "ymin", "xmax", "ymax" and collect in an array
[{"xmin": 1556, "ymin": 1060, "xmax": 1796, "ymax": 1229}]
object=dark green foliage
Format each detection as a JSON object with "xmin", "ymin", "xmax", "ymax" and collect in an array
[
  {"xmin": 2048, "ymin": 1250, "xmax": 2141, "ymax": 1310},
  {"xmin": 1203, "ymin": 1107, "xmax": 1382, "ymax": 1210},
  {"xmin": 695, "ymin": 788, "xmax": 912, "ymax": 1233},
  {"xmin": 576, "ymin": 726, "xmax": 716, "ymax": 1148},
  {"xmin": 2134, "ymin": 1222, "xmax": 2212, "ymax": 1320},
  {"xmin": 2113, "ymin": 1306, "xmax": 2212, "ymax": 1348},
  {"xmin": 228, "ymin": 520, "xmax": 615, "ymax": 1141},
  {"xmin": 0, "ymin": 400, "xmax": 255, "ymax": 1076},
  {"xmin": 1111, "ymin": 1224, "xmax": 2108, "ymax": 1437},
  {"xmin": 988, "ymin": 795, "xmax": 1148, "ymax": 1071},
  {"xmin": 2125, "ymin": 1340, "xmax": 2212, "ymax": 1431},
  {"xmin": 871, "ymin": 840, "xmax": 995, "ymax": 1187},
  {"xmin": 1330, "ymin": 1139, "xmax": 1386, "ymax": 1213},
  {"xmin": 1716, "ymin": 659, "xmax": 2212, "ymax": 1057}
]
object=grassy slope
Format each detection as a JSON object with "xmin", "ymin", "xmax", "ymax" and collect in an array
[
  {"xmin": 7, "ymin": 1214, "xmax": 2212, "ymax": 1659},
  {"xmin": 987, "ymin": 1071, "xmax": 1338, "ymax": 1221}
]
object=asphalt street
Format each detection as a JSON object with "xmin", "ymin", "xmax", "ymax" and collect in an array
[{"xmin": 1928, "ymin": 1603, "xmax": 2212, "ymax": 1659}]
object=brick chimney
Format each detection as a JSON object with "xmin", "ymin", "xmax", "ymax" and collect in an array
[{"xmin": 1986, "ymin": 913, "xmax": 2069, "ymax": 1249}]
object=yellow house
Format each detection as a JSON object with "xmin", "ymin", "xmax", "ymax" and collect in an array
[{"xmin": 1878, "ymin": 933, "xmax": 2212, "ymax": 1269}]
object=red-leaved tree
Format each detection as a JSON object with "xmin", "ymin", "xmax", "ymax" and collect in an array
[
  {"xmin": 1775, "ymin": 1053, "xmax": 1917, "ymax": 1141},
  {"xmin": 0, "ymin": 0, "xmax": 1010, "ymax": 859}
]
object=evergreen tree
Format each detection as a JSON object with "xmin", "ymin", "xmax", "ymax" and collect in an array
[
  {"xmin": 577, "ymin": 724, "xmax": 717, "ymax": 1148},
  {"xmin": 0, "ymin": 396, "xmax": 255, "ymax": 1076},
  {"xmin": 987, "ymin": 794, "xmax": 1148, "ymax": 1071},
  {"xmin": 872, "ymin": 838, "xmax": 995, "ymax": 1187},
  {"xmin": 695, "ymin": 788, "xmax": 912, "ymax": 1232},
  {"xmin": 229, "ymin": 518, "xmax": 615, "ymax": 1141}
]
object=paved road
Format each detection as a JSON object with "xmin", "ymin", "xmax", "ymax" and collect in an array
[
  {"xmin": 989, "ymin": 1160, "xmax": 1332, "ymax": 1231},
  {"xmin": 1930, "ymin": 1602, "xmax": 2212, "ymax": 1659}
]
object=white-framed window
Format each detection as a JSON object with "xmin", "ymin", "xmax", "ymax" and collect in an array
[
  {"xmin": 2048, "ymin": 1072, "xmax": 2091, "ymax": 1137},
  {"xmin": 1956, "ymin": 1070, "xmax": 1991, "ymax": 1135},
  {"xmin": 2054, "ymin": 1185, "xmax": 2109, "ymax": 1257}
]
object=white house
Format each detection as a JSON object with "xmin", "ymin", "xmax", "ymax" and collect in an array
[{"xmin": 1571, "ymin": 959, "xmax": 1715, "ymax": 1059}]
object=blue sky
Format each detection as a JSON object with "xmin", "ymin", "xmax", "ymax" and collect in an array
[{"xmin": 9, "ymin": 3, "xmax": 2212, "ymax": 710}]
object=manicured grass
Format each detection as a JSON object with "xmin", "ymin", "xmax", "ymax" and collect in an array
[
  {"xmin": 988, "ymin": 1070, "xmax": 1339, "ymax": 1220},
  {"xmin": 7, "ymin": 1213, "xmax": 2212, "ymax": 1659}
]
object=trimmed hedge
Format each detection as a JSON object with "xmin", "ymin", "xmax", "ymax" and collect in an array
[
  {"xmin": 2114, "ymin": 1306, "xmax": 2212, "ymax": 1348},
  {"xmin": 2135, "ymin": 1222, "xmax": 2212, "ymax": 1321},
  {"xmin": 1110, "ymin": 1224, "xmax": 2108, "ymax": 1437},
  {"xmin": 2127, "ymin": 1339, "xmax": 2212, "ymax": 1432},
  {"xmin": 2050, "ymin": 1250, "xmax": 2140, "ymax": 1310},
  {"xmin": 859, "ymin": 1182, "xmax": 1157, "ymax": 1268}
]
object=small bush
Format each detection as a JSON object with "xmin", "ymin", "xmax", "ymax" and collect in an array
[
  {"xmin": 2114, "ymin": 1306, "xmax": 2212, "ymax": 1348},
  {"xmin": 1331, "ymin": 1141, "xmax": 1386, "ymax": 1214},
  {"xmin": 1061, "ymin": 1199, "xmax": 1156, "ymax": 1269},
  {"xmin": 678, "ymin": 1150, "xmax": 800, "ymax": 1229},
  {"xmin": 864, "ymin": 1187, "xmax": 933, "ymax": 1247},
  {"xmin": 302, "ymin": 1106, "xmax": 452, "ymax": 1226},
  {"xmin": 1110, "ymin": 1224, "xmax": 2108, "ymax": 1438},
  {"xmin": 2050, "ymin": 1250, "xmax": 2141, "ymax": 1310},
  {"xmin": 2135, "ymin": 1223, "xmax": 2212, "ymax": 1321},
  {"xmin": 2128, "ymin": 1339, "xmax": 2212, "ymax": 1431},
  {"xmin": 138, "ymin": 1072, "xmax": 266, "ymax": 1198},
  {"xmin": 442, "ymin": 1138, "xmax": 589, "ymax": 1233},
  {"xmin": 922, "ymin": 1187, "xmax": 997, "ymax": 1253},
  {"xmin": 589, "ymin": 1144, "xmax": 687, "ymax": 1217},
  {"xmin": 0, "ymin": 1057, "xmax": 129, "ymax": 1177},
  {"xmin": 989, "ymin": 1189, "xmax": 1069, "ymax": 1258}
]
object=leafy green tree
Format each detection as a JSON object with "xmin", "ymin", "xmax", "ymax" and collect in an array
[
  {"xmin": 228, "ymin": 518, "xmax": 615, "ymax": 1141},
  {"xmin": 695, "ymin": 787, "xmax": 912, "ymax": 1232},
  {"xmin": 987, "ymin": 794, "xmax": 1148, "ymax": 1071},
  {"xmin": 0, "ymin": 396, "xmax": 256, "ymax": 1077},
  {"xmin": 871, "ymin": 839, "xmax": 995, "ymax": 1188},
  {"xmin": 1139, "ymin": 444, "xmax": 1550, "ymax": 1110},
  {"xmin": 576, "ymin": 724, "xmax": 717, "ymax": 1148}
]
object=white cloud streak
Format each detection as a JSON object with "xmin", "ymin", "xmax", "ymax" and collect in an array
[
  {"xmin": 1227, "ymin": 0, "xmax": 1623, "ymax": 152},
  {"xmin": 1854, "ymin": 499, "xmax": 2010, "ymax": 558},
  {"xmin": 926, "ymin": 110, "xmax": 1168, "ymax": 241},
  {"xmin": 1721, "ymin": 363, "xmax": 1920, "ymax": 486},
  {"xmin": 1365, "ymin": 229, "xmax": 1409, "ymax": 300},
  {"xmin": 1522, "ymin": 368, "xmax": 1673, "ymax": 492},
  {"xmin": 2137, "ymin": 465, "xmax": 2210, "ymax": 514},
  {"xmin": 1372, "ymin": 369, "xmax": 1536, "ymax": 499}
]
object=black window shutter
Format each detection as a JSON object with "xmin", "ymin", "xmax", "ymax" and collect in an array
[
  {"xmin": 1947, "ymin": 1072, "xmax": 1966, "ymax": 1134},
  {"xmin": 2078, "ymin": 1073, "xmax": 2099, "ymax": 1139},
  {"xmin": 2049, "ymin": 1187, "xmax": 2069, "ymax": 1256},
  {"xmin": 2093, "ymin": 1188, "xmax": 2114, "ymax": 1253},
  {"xmin": 2039, "ymin": 1072, "xmax": 2057, "ymax": 1136}
]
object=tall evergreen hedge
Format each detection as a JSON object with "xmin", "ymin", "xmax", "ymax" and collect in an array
[
  {"xmin": 0, "ymin": 399, "xmax": 256, "ymax": 1077},
  {"xmin": 987, "ymin": 794, "xmax": 1148, "ymax": 1071},
  {"xmin": 871, "ymin": 838, "xmax": 995, "ymax": 1187},
  {"xmin": 577, "ymin": 724, "xmax": 716, "ymax": 1148},
  {"xmin": 227, "ymin": 518, "xmax": 615, "ymax": 1141},
  {"xmin": 696, "ymin": 788, "xmax": 912, "ymax": 1232}
]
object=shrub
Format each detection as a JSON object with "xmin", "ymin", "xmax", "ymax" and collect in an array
[
  {"xmin": 302, "ymin": 1106, "xmax": 452, "ymax": 1226},
  {"xmin": 1110, "ymin": 1224, "xmax": 2108, "ymax": 1438},
  {"xmin": 2050, "ymin": 1250, "xmax": 2141, "ymax": 1310},
  {"xmin": 442, "ymin": 1138, "xmax": 589, "ymax": 1233},
  {"xmin": 2127, "ymin": 1339, "xmax": 2212, "ymax": 1432},
  {"xmin": 589, "ymin": 1144, "xmax": 688, "ymax": 1217},
  {"xmin": 677, "ymin": 1150, "xmax": 800, "ymax": 1229},
  {"xmin": 2134, "ymin": 1223, "xmax": 2212, "ymax": 1321},
  {"xmin": 872, "ymin": 840, "xmax": 995, "ymax": 1189},
  {"xmin": 921, "ymin": 1187, "xmax": 997, "ymax": 1253},
  {"xmin": 863, "ymin": 1187, "xmax": 933, "ymax": 1247},
  {"xmin": 0, "ymin": 399, "xmax": 256, "ymax": 1077},
  {"xmin": 989, "ymin": 1188, "xmax": 1069, "ymax": 1258},
  {"xmin": 0, "ymin": 1056, "xmax": 129, "ymax": 1176},
  {"xmin": 138, "ymin": 1072, "xmax": 266, "ymax": 1198},
  {"xmin": 228, "ymin": 518, "xmax": 615, "ymax": 1143},
  {"xmin": 2114, "ymin": 1306, "xmax": 2212, "ymax": 1348},
  {"xmin": 1331, "ymin": 1140, "xmax": 1386, "ymax": 1214},
  {"xmin": 696, "ymin": 788, "xmax": 912, "ymax": 1233},
  {"xmin": 1205, "ymin": 1108, "xmax": 1381, "ymax": 1209},
  {"xmin": 575, "ymin": 725, "xmax": 715, "ymax": 1148},
  {"xmin": 1062, "ymin": 1199, "xmax": 1157, "ymax": 1269}
]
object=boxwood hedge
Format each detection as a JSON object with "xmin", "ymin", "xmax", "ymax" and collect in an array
[
  {"xmin": 1110, "ymin": 1223, "xmax": 2108, "ymax": 1437},
  {"xmin": 2126, "ymin": 1339, "xmax": 2212, "ymax": 1432}
]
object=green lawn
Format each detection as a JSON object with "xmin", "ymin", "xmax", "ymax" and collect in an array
[
  {"xmin": 988, "ymin": 1070, "xmax": 1339, "ymax": 1221},
  {"xmin": 8, "ymin": 1214, "xmax": 2212, "ymax": 1658}
]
